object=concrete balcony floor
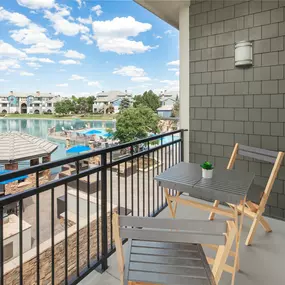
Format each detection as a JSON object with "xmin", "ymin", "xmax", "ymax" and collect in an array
[{"xmin": 79, "ymin": 195, "xmax": 285, "ymax": 285}]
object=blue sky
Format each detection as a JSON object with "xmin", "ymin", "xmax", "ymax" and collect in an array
[{"xmin": 0, "ymin": 0, "xmax": 179, "ymax": 97}]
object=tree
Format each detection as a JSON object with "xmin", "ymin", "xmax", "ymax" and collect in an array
[
  {"xmin": 55, "ymin": 96, "xmax": 95, "ymax": 115},
  {"xmin": 171, "ymin": 99, "xmax": 179, "ymax": 117},
  {"xmin": 86, "ymin": 96, "xmax": 95, "ymax": 112},
  {"xmin": 114, "ymin": 106, "xmax": 160, "ymax": 143},
  {"xmin": 133, "ymin": 90, "xmax": 160, "ymax": 112},
  {"xmin": 54, "ymin": 99, "xmax": 75, "ymax": 115},
  {"xmin": 119, "ymin": 97, "xmax": 131, "ymax": 112},
  {"xmin": 105, "ymin": 104, "xmax": 114, "ymax": 114}
]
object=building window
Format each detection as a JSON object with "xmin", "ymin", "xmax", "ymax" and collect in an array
[
  {"xmin": 2, "ymin": 103, "xmax": 7, "ymax": 107},
  {"xmin": 34, "ymin": 103, "xmax": 40, "ymax": 107},
  {"xmin": 47, "ymin": 103, "xmax": 52, "ymax": 107}
]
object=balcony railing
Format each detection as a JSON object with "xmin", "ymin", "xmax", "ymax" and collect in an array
[{"xmin": 0, "ymin": 129, "xmax": 185, "ymax": 285}]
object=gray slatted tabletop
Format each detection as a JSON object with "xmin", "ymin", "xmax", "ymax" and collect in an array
[
  {"xmin": 155, "ymin": 162, "xmax": 255, "ymax": 204},
  {"xmin": 125, "ymin": 240, "xmax": 216, "ymax": 285}
]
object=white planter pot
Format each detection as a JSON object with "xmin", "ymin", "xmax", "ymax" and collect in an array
[{"xmin": 202, "ymin": 168, "xmax": 213, "ymax": 179}]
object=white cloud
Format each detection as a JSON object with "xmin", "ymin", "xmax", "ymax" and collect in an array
[
  {"xmin": 88, "ymin": 81, "xmax": 100, "ymax": 87},
  {"xmin": 160, "ymin": 79, "xmax": 179, "ymax": 91},
  {"xmin": 10, "ymin": 23, "xmax": 64, "ymax": 54},
  {"xmin": 76, "ymin": 0, "xmax": 83, "ymax": 9},
  {"xmin": 114, "ymin": 66, "xmax": 152, "ymax": 83},
  {"xmin": 23, "ymin": 44, "xmax": 61, "ymax": 54},
  {"xmin": 20, "ymin": 71, "xmax": 34, "ymax": 76},
  {"xmin": 56, "ymin": 83, "xmax": 68, "ymax": 87},
  {"xmin": 0, "ymin": 79, "xmax": 8, "ymax": 82},
  {"xmin": 160, "ymin": 80, "xmax": 179, "ymax": 85},
  {"xmin": 44, "ymin": 10, "xmax": 89, "ymax": 37},
  {"xmin": 176, "ymin": 71, "xmax": 179, "ymax": 76},
  {"xmin": 80, "ymin": 34, "xmax": 93, "ymax": 45},
  {"xmin": 25, "ymin": 57, "xmax": 55, "ymax": 63},
  {"xmin": 26, "ymin": 62, "xmax": 41, "ymax": 68},
  {"xmin": 168, "ymin": 68, "xmax": 179, "ymax": 71},
  {"xmin": 64, "ymin": 50, "xmax": 85, "ymax": 59},
  {"xmin": 113, "ymin": 66, "xmax": 146, "ymax": 77},
  {"xmin": 167, "ymin": 60, "xmax": 180, "ymax": 66},
  {"xmin": 69, "ymin": 74, "xmax": 85, "ymax": 81},
  {"xmin": 165, "ymin": 30, "xmax": 173, "ymax": 35},
  {"xmin": 17, "ymin": 0, "xmax": 55, "ymax": 9},
  {"xmin": 91, "ymin": 5, "xmax": 103, "ymax": 16},
  {"xmin": 92, "ymin": 16, "xmax": 154, "ymax": 54},
  {"xmin": 154, "ymin": 35, "xmax": 162, "ymax": 39},
  {"xmin": 131, "ymin": 77, "xmax": 151, "ymax": 82},
  {"xmin": 0, "ymin": 41, "xmax": 26, "ymax": 58},
  {"xmin": 0, "ymin": 59, "xmax": 21, "ymax": 71},
  {"xmin": 77, "ymin": 16, "xmax": 92, "ymax": 25},
  {"xmin": 59, "ymin": 59, "xmax": 80, "ymax": 65},
  {"xmin": 0, "ymin": 7, "xmax": 31, "ymax": 27},
  {"xmin": 54, "ymin": 4, "xmax": 71, "ymax": 17}
]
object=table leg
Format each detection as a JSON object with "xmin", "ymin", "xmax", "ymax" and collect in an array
[
  {"xmin": 164, "ymin": 188, "xmax": 176, "ymax": 218},
  {"xmin": 173, "ymin": 191, "xmax": 180, "ymax": 217}
]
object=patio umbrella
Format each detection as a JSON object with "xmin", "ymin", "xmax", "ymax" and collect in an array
[
  {"xmin": 66, "ymin": 145, "xmax": 91, "ymax": 154},
  {"xmin": 0, "ymin": 170, "xmax": 28, "ymax": 185}
]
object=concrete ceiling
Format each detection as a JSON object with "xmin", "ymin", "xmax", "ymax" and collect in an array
[{"xmin": 135, "ymin": 0, "xmax": 191, "ymax": 29}]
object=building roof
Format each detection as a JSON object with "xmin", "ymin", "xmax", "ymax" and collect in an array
[
  {"xmin": 96, "ymin": 90, "xmax": 132, "ymax": 103},
  {"xmin": 0, "ymin": 92, "xmax": 56, "ymax": 98},
  {"xmin": 161, "ymin": 97, "xmax": 176, "ymax": 103},
  {"xmin": 157, "ymin": 105, "xmax": 173, "ymax": 111},
  {"xmin": 135, "ymin": 0, "xmax": 190, "ymax": 29},
  {"xmin": 0, "ymin": 132, "xmax": 58, "ymax": 163}
]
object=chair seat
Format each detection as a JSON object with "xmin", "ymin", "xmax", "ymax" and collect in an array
[
  {"xmin": 246, "ymin": 183, "xmax": 264, "ymax": 204},
  {"xmin": 125, "ymin": 240, "xmax": 216, "ymax": 285}
]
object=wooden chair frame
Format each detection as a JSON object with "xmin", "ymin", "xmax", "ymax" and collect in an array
[
  {"xmin": 209, "ymin": 143, "xmax": 284, "ymax": 246},
  {"xmin": 113, "ymin": 213, "xmax": 237, "ymax": 285},
  {"xmin": 164, "ymin": 188, "xmax": 245, "ymax": 284}
]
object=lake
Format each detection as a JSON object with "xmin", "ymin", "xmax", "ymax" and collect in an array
[{"xmin": 0, "ymin": 118, "xmax": 116, "ymax": 169}]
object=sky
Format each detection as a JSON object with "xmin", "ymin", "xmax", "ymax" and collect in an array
[{"xmin": 0, "ymin": 0, "xmax": 179, "ymax": 97}]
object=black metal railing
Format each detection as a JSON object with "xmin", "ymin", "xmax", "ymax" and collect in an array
[{"xmin": 0, "ymin": 130, "xmax": 185, "ymax": 285}]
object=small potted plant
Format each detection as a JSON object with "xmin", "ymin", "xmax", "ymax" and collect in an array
[{"xmin": 200, "ymin": 161, "xmax": 214, "ymax": 179}]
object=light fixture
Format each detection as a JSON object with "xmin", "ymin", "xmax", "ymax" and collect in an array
[{"xmin": 235, "ymin": 41, "xmax": 253, "ymax": 67}]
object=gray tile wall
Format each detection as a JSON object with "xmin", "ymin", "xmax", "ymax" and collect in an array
[{"xmin": 189, "ymin": 0, "xmax": 285, "ymax": 219}]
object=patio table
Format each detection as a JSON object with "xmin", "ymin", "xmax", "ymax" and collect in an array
[{"xmin": 154, "ymin": 162, "xmax": 255, "ymax": 284}]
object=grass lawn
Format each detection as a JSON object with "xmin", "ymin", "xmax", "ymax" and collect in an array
[{"xmin": 4, "ymin": 113, "xmax": 116, "ymax": 121}]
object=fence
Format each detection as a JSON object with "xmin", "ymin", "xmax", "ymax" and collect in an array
[{"xmin": 0, "ymin": 130, "xmax": 185, "ymax": 285}]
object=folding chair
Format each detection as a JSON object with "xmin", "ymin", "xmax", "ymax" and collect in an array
[
  {"xmin": 209, "ymin": 143, "xmax": 284, "ymax": 246},
  {"xmin": 113, "ymin": 214, "xmax": 237, "ymax": 285}
]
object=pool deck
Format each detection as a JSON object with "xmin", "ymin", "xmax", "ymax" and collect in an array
[{"xmin": 48, "ymin": 128, "xmax": 111, "ymax": 143}]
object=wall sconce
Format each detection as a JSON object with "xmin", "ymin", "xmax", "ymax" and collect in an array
[{"xmin": 235, "ymin": 41, "xmax": 253, "ymax": 67}]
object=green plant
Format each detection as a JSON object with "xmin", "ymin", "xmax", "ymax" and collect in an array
[{"xmin": 200, "ymin": 161, "xmax": 214, "ymax": 170}]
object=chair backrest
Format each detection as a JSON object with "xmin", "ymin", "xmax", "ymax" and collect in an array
[
  {"xmin": 238, "ymin": 144, "xmax": 278, "ymax": 164},
  {"xmin": 117, "ymin": 215, "xmax": 227, "ymax": 245},
  {"xmin": 228, "ymin": 143, "xmax": 284, "ymax": 200}
]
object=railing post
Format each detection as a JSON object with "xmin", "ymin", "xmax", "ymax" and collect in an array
[
  {"xmin": 100, "ymin": 152, "xmax": 108, "ymax": 272},
  {"xmin": 181, "ymin": 130, "xmax": 185, "ymax": 162},
  {"xmin": 0, "ymin": 205, "xmax": 3, "ymax": 285}
]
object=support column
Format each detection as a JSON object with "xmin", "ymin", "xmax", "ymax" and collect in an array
[
  {"xmin": 66, "ymin": 138, "xmax": 71, "ymax": 148},
  {"xmin": 5, "ymin": 163, "xmax": 18, "ymax": 171},
  {"xmin": 179, "ymin": 5, "xmax": 190, "ymax": 162},
  {"xmin": 42, "ymin": 155, "xmax": 51, "ymax": 181}
]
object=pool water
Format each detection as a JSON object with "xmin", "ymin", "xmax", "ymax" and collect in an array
[
  {"xmin": 0, "ymin": 118, "xmax": 115, "ymax": 169},
  {"xmin": 80, "ymin": 128, "xmax": 111, "ymax": 137}
]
